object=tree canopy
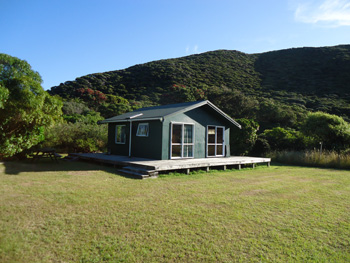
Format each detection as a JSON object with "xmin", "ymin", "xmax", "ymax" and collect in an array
[
  {"xmin": 301, "ymin": 112, "xmax": 350, "ymax": 150},
  {"xmin": 0, "ymin": 54, "xmax": 62, "ymax": 158}
]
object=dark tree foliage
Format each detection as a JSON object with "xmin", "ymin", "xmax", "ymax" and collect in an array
[
  {"xmin": 208, "ymin": 88, "xmax": 259, "ymax": 119},
  {"xmin": 230, "ymin": 118, "xmax": 259, "ymax": 156}
]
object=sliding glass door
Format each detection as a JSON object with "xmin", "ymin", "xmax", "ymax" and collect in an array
[
  {"xmin": 171, "ymin": 123, "xmax": 194, "ymax": 159},
  {"xmin": 207, "ymin": 126, "xmax": 224, "ymax": 157}
]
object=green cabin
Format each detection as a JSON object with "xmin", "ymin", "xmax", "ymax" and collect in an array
[{"xmin": 99, "ymin": 100, "xmax": 241, "ymax": 160}]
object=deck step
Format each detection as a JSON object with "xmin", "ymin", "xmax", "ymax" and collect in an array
[{"xmin": 118, "ymin": 166, "xmax": 158, "ymax": 179}]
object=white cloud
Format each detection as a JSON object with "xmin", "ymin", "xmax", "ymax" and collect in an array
[
  {"xmin": 185, "ymin": 45, "xmax": 199, "ymax": 55},
  {"xmin": 294, "ymin": 0, "xmax": 350, "ymax": 27}
]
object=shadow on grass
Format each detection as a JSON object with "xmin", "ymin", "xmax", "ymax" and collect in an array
[{"xmin": 1, "ymin": 158, "xmax": 130, "ymax": 177}]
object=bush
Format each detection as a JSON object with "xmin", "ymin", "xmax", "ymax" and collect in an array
[
  {"xmin": 301, "ymin": 111, "xmax": 350, "ymax": 150},
  {"xmin": 262, "ymin": 127, "xmax": 308, "ymax": 151},
  {"xmin": 43, "ymin": 122, "xmax": 107, "ymax": 153}
]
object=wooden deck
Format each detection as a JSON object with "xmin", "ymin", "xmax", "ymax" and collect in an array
[{"xmin": 71, "ymin": 153, "xmax": 271, "ymax": 179}]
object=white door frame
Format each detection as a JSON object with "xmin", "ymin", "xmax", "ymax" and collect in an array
[{"xmin": 206, "ymin": 125, "xmax": 225, "ymax": 157}]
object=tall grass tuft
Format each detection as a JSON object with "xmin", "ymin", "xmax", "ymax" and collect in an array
[{"xmin": 268, "ymin": 150, "xmax": 350, "ymax": 169}]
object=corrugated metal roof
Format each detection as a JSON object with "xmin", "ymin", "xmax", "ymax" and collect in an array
[{"xmin": 99, "ymin": 100, "xmax": 241, "ymax": 128}]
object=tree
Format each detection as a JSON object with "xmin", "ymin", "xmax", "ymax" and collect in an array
[
  {"xmin": 301, "ymin": 111, "xmax": 350, "ymax": 150},
  {"xmin": 0, "ymin": 54, "xmax": 62, "ymax": 158}
]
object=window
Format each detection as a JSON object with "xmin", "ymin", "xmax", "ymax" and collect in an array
[
  {"xmin": 115, "ymin": 125, "xmax": 126, "ymax": 144},
  {"xmin": 171, "ymin": 123, "xmax": 194, "ymax": 159},
  {"xmin": 207, "ymin": 126, "xmax": 224, "ymax": 157},
  {"xmin": 136, "ymin": 123, "xmax": 149, "ymax": 137}
]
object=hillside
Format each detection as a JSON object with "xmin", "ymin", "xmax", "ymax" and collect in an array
[{"xmin": 49, "ymin": 45, "xmax": 350, "ymax": 121}]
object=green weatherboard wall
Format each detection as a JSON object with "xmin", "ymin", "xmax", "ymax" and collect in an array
[
  {"xmin": 161, "ymin": 106, "xmax": 231, "ymax": 159},
  {"xmin": 107, "ymin": 120, "xmax": 162, "ymax": 159},
  {"xmin": 107, "ymin": 104, "xmax": 235, "ymax": 160}
]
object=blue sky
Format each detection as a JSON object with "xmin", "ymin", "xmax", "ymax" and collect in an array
[{"xmin": 1, "ymin": 0, "xmax": 350, "ymax": 90}]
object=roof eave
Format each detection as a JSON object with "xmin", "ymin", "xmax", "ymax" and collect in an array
[{"xmin": 98, "ymin": 117, "xmax": 163, "ymax": 124}]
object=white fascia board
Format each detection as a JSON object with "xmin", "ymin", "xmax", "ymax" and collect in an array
[
  {"xmin": 163, "ymin": 100, "xmax": 241, "ymax": 129},
  {"xmin": 206, "ymin": 101, "xmax": 242, "ymax": 129}
]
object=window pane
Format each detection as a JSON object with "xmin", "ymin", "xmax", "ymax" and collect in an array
[
  {"xmin": 208, "ymin": 145, "xmax": 215, "ymax": 156},
  {"xmin": 184, "ymin": 125, "xmax": 193, "ymax": 143},
  {"xmin": 172, "ymin": 145, "xmax": 182, "ymax": 157},
  {"xmin": 172, "ymin": 124, "xmax": 182, "ymax": 143},
  {"xmin": 217, "ymin": 127, "xmax": 224, "ymax": 143},
  {"xmin": 208, "ymin": 126, "xmax": 216, "ymax": 143},
  {"xmin": 137, "ymin": 123, "xmax": 149, "ymax": 136},
  {"xmin": 217, "ymin": 145, "xmax": 223, "ymax": 156},
  {"xmin": 116, "ymin": 125, "xmax": 126, "ymax": 144},
  {"xmin": 183, "ymin": 145, "xmax": 193, "ymax": 157}
]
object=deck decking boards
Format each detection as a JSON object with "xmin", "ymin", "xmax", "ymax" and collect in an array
[{"xmin": 70, "ymin": 153, "xmax": 271, "ymax": 179}]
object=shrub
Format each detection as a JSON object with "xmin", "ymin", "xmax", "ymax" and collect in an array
[
  {"xmin": 301, "ymin": 111, "xmax": 350, "ymax": 150},
  {"xmin": 43, "ymin": 122, "xmax": 107, "ymax": 153},
  {"xmin": 262, "ymin": 127, "xmax": 308, "ymax": 151}
]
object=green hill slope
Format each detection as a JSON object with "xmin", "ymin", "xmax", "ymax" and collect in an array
[
  {"xmin": 49, "ymin": 45, "xmax": 350, "ymax": 121},
  {"xmin": 255, "ymin": 45, "xmax": 350, "ymax": 95},
  {"xmin": 50, "ymin": 50, "xmax": 261, "ymax": 99}
]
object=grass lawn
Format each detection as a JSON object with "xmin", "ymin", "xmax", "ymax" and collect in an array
[{"xmin": 1, "ymin": 161, "xmax": 349, "ymax": 262}]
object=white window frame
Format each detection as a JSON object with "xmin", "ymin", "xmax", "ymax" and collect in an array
[
  {"xmin": 136, "ymin": 123, "xmax": 149, "ymax": 137},
  {"xmin": 170, "ymin": 122, "xmax": 195, "ymax": 159},
  {"xmin": 206, "ymin": 125, "xmax": 225, "ymax": 157},
  {"xmin": 115, "ymin": 125, "xmax": 126, "ymax": 144}
]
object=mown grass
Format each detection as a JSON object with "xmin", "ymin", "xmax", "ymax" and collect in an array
[
  {"xmin": 1, "ymin": 161, "xmax": 350, "ymax": 262},
  {"xmin": 268, "ymin": 150, "xmax": 350, "ymax": 169}
]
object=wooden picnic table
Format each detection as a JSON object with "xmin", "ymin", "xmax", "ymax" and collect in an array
[{"xmin": 32, "ymin": 148, "xmax": 61, "ymax": 163}]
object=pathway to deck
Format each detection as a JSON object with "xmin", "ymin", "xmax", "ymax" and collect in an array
[{"xmin": 70, "ymin": 153, "xmax": 271, "ymax": 179}]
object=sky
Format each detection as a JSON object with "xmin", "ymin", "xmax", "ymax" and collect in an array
[{"xmin": 1, "ymin": 0, "xmax": 350, "ymax": 90}]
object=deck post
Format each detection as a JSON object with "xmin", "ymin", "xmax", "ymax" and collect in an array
[
  {"xmin": 186, "ymin": 168, "xmax": 190, "ymax": 175},
  {"xmin": 206, "ymin": 166, "xmax": 210, "ymax": 172},
  {"xmin": 223, "ymin": 165, "xmax": 226, "ymax": 171},
  {"xmin": 252, "ymin": 163, "xmax": 256, "ymax": 169},
  {"xmin": 267, "ymin": 162, "xmax": 270, "ymax": 167},
  {"xmin": 237, "ymin": 164, "xmax": 241, "ymax": 170}
]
